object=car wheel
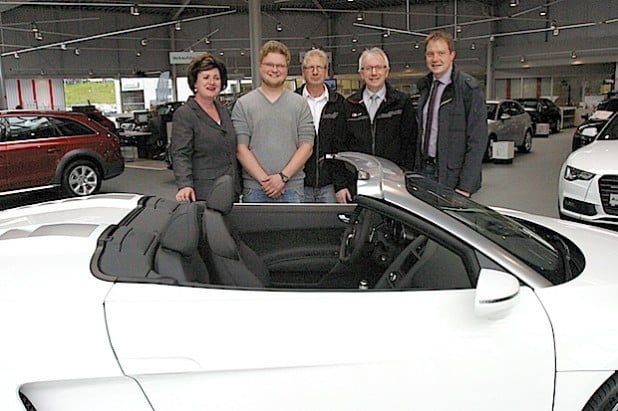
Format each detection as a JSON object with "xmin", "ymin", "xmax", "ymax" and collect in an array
[
  {"xmin": 62, "ymin": 159, "xmax": 102, "ymax": 197},
  {"xmin": 517, "ymin": 130, "xmax": 532, "ymax": 153},
  {"xmin": 582, "ymin": 373, "xmax": 618, "ymax": 411},
  {"xmin": 483, "ymin": 136, "xmax": 496, "ymax": 162}
]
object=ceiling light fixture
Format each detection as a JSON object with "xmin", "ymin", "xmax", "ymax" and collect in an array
[
  {"xmin": 356, "ymin": 12, "xmax": 364, "ymax": 22},
  {"xmin": 276, "ymin": 22, "xmax": 283, "ymax": 32},
  {"xmin": 174, "ymin": 22, "xmax": 181, "ymax": 31},
  {"xmin": 520, "ymin": 56, "xmax": 525, "ymax": 63},
  {"xmin": 136, "ymin": 51, "xmax": 141, "ymax": 57},
  {"xmin": 551, "ymin": 20, "xmax": 559, "ymax": 35},
  {"xmin": 14, "ymin": 52, "xmax": 19, "ymax": 59},
  {"xmin": 219, "ymin": 51, "xmax": 224, "ymax": 56},
  {"xmin": 34, "ymin": 32, "xmax": 43, "ymax": 41},
  {"xmin": 509, "ymin": 0, "xmax": 519, "ymax": 7},
  {"xmin": 351, "ymin": 35, "xmax": 358, "ymax": 43},
  {"xmin": 470, "ymin": 42, "xmax": 476, "ymax": 50},
  {"xmin": 456, "ymin": 25, "xmax": 462, "ymax": 33},
  {"xmin": 383, "ymin": 30, "xmax": 390, "ymax": 38},
  {"xmin": 571, "ymin": 50, "xmax": 577, "ymax": 59},
  {"xmin": 130, "ymin": 4, "xmax": 140, "ymax": 16},
  {"xmin": 351, "ymin": 47, "xmax": 357, "ymax": 52},
  {"xmin": 60, "ymin": 43, "xmax": 67, "ymax": 50},
  {"xmin": 30, "ymin": 22, "xmax": 39, "ymax": 33},
  {"xmin": 414, "ymin": 41, "xmax": 420, "ymax": 49},
  {"xmin": 205, "ymin": 37, "xmax": 211, "ymax": 45},
  {"xmin": 140, "ymin": 38, "xmax": 148, "ymax": 46},
  {"xmin": 539, "ymin": 9, "xmax": 547, "ymax": 16},
  {"xmin": 74, "ymin": 48, "xmax": 80, "ymax": 56}
]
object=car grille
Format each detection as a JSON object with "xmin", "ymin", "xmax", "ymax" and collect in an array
[{"xmin": 599, "ymin": 175, "xmax": 618, "ymax": 215}]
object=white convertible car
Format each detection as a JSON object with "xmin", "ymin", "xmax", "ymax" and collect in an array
[{"xmin": 2, "ymin": 152, "xmax": 618, "ymax": 411}]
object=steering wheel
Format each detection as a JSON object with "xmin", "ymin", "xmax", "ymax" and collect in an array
[
  {"xmin": 339, "ymin": 208, "xmax": 375, "ymax": 264},
  {"xmin": 374, "ymin": 235, "xmax": 428, "ymax": 289}
]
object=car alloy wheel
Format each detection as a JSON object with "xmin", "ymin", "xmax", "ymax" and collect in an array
[{"xmin": 62, "ymin": 160, "xmax": 101, "ymax": 196}]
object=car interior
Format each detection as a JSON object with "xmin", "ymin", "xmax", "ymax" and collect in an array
[{"xmin": 93, "ymin": 175, "xmax": 476, "ymax": 292}]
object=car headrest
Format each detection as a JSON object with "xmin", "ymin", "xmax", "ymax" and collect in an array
[
  {"xmin": 160, "ymin": 203, "xmax": 200, "ymax": 257},
  {"xmin": 206, "ymin": 174, "xmax": 234, "ymax": 215}
]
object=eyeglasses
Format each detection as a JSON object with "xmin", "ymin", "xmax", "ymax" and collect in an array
[
  {"xmin": 261, "ymin": 62, "xmax": 288, "ymax": 70},
  {"xmin": 360, "ymin": 65, "xmax": 388, "ymax": 72},
  {"xmin": 303, "ymin": 65, "xmax": 327, "ymax": 72}
]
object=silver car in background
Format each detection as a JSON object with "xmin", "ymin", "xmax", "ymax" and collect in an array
[{"xmin": 485, "ymin": 99, "xmax": 534, "ymax": 161}]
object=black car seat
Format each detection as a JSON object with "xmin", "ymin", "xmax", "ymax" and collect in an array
[
  {"xmin": 202, "ymin": 175, "xmax": 271, "ymax": 287},
  {"xmin": 154, "ymin": 202, "xmax": 209, "ymax": 284}
]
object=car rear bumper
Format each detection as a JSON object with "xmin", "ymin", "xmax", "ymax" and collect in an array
[{"xmin": 103, "ymin": 158, "xmax": 125, "ymax": 180}]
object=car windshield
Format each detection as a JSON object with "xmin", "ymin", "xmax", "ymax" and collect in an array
[
  {"xmin": 598, "ymin": 99, "xmax": 618, "ymax": 112},
  {"xmin": 519, "ymin": 100, "xmax": 537, "ymax": 109},
  {"xmin": 597, "ymin": 114, "xmax": 618, "ymax": 141},
  {"xmin": 486, "ymin": 103, "xmax": 498, "ymax": 119},
  {"xmin": 405, "ymin": 174, "xmax": 571, "ymax": 284}
]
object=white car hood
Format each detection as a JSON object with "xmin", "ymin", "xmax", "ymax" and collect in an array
[{"xmin": 567, "ymin": 140, "xmax": 618, "ymax": 173}]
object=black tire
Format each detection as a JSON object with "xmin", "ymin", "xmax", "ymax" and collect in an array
[
  {"xmin": 62, "ymin": 159, "xmax": 102, "ymax": 197},
  {"xmin": 483, "ymin": 136, "xmax": 496, "ymax": 163},
  {"xmin": 517, "ymin": 129, "xmax": 533, "ymax": 153},
  {"xmin": 583, "ymin": 373, "xmax": 618, "ymax": 411}
]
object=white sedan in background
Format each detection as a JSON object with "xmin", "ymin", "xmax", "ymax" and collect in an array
[
  {"xmin": 2, "ymin": 152, "xmax": 618, "ymax": 411},
  {"xmin": 559, "ymin": 112, "xmax": 618, "ymax": 228}
]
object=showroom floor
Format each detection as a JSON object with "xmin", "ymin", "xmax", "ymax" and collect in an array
[{"xmin": 1, "ymin": 128, "xmax": 575, "ymax": 217}]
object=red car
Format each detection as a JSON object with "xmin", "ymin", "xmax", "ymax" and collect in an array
[{"xmin": 0, "ymin": 110, "xmax": 124, "ymax": 197}]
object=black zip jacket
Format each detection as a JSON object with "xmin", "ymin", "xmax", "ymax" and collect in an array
[
  {"xmin": 336, "ymin": 82, "xmax": 417, "ymax": 192},
  {"xmin": 295, "ymin": 84, "xmax": 347, "ymax": 188}
]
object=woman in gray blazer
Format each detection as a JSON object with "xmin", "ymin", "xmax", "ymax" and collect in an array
[{"xmin": 171, "ymin": 53, "xmax": 238, "ymax": 202}]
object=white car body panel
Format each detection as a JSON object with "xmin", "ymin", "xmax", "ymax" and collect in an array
[
  {"xmin": 553, "ymin": 370, "xmax": 614, "ymax": 411},
  {"xmin": 105, "ymin": 282, "xmax": 555, "ymax": 411},
  {"xmin": 0, "ymin": 194, "xmax": 141, "ymax": 410},
  {"xmin": 495, "ymin": 208, "xmax": 618, "ymax": 372}
]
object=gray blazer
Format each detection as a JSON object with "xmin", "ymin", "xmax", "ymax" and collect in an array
[
  {"xmin": 415, "ymin": 65, "xmax": 488, "ymax": 194},
  {"xmin": 171, "ymin": 97, "xmax": 238, "ymax": 201}
]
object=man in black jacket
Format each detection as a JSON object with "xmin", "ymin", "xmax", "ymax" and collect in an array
[
  {"xmin": 295, "ymin": 49, "xmax": 347, "ymax": 202},
  {"xmin": 415, "ymin": 31, "xmax": 487, "ymax": 197},
  {"xmin": 337, "ymin": 47, "xmax": 417, "ymax": 203}
]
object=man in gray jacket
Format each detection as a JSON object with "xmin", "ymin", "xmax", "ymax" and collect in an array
[{"xmin": 415, "ymin": 31, "xmax": 487, "ymax": 197}]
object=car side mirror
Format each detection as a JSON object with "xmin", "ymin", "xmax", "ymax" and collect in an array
[
  {"xmin": 581, "ymin": 127, "xmax": 598, "ymax": 138},
  {"xmin": 500, "ymin": 113, "xmax": 511, "ymax": 121},
  {"xmin": 474, "ymin": 269, "xmax": 520, "ymax": 320}
]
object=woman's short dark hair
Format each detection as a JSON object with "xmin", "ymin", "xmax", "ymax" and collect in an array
[{"xmin": 187, "ymin": 53, "xmax": 228, "ymax": 92}]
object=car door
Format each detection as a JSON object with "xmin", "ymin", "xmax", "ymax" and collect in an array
[
  {"xmin": 495, "ymin": 102, "xmax": 511, "ymax": 141},
  {"xmin": 4, "ymin": 115, "xmax": 66, "ymax": 190},
  {"xmin": 104, "ymin": 283, "xmax": 554, "ymax": 410},
  {"xmin": 511, "ymin": 101, "xmax": 529, "ymax": 145},
  {"xmin": 103, "ymin": 208, "xmax": 555, "ymax": 411}
]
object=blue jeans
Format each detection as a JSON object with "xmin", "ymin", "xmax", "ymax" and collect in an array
[
  {"xmin": 242, "ymin": 187, "xmax": 303, "ymax": 203},
  {"xmin": 304, "ymin": 184, "xmax": 337, "ymax": 203}
]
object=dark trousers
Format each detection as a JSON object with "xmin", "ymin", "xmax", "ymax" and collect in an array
[{"xmin": 419, "ymin": 157, "xmax": 438, "ymax": 182}]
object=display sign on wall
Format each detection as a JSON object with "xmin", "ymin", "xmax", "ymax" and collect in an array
[{"xmin": 169, "ymin": 52, "xmax": 200, "ymax": 65}]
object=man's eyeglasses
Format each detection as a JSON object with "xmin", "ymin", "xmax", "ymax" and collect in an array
[
  {"xmin": 261, "ymin": 62, "xmax": 288, "ymax": 70},
  {"xmin": 361, "ymin": 65, "xmax": 388, "ymax": 72},
  {"xmin": 303, "ymin": 65, "xmax": 327, "ymax": 72}
]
